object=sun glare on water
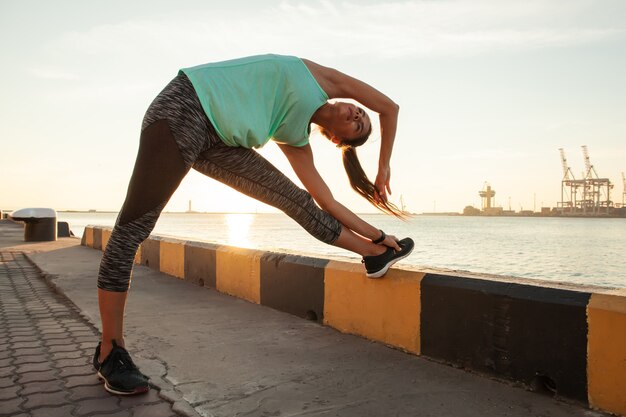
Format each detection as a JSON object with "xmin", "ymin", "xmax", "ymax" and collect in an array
[{"xmin": 225, "ymin": 213, "xmax": 254, "ymax": 248}]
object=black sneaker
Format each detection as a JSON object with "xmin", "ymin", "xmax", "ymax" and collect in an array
[
  {"xmin": 362, "ymin": 237, "xmax": 414, "ymax": 278},
  {"xmin": 93, "ymin": 340, "xmax": 150, "ymax": 395}
]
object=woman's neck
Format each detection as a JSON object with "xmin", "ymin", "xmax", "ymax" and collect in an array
[{"xmin": 310, "ymin": 103, "xmax": 334, "ymax": 131}]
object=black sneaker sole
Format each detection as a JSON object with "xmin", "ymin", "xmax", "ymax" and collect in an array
[
  {"xmin": 366, "ymin": 239, "xmax": 414, "ymax": 278},
  {"xmin": 97, "ymin": 372, "xmax": 150, "ymax": 395}
]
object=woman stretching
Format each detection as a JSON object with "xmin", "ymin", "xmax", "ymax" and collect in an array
[{"xmin": 93, "ymin": 54, "xmax": 414, "ymax": 395}]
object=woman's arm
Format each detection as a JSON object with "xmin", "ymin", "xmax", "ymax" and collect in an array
[
  {"xmin": 277, "ymin": 143, "xmax": 400, "ymax": 250},
  {"xmin": 302, "ymin": 59, "xmax": 399, "ymax": 202}
]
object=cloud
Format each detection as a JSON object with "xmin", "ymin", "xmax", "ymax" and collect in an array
[
  {"xmin": 41, "ymin": 0, "xmax": 625, "ymax": 65},
  {"xmin": 25, "ymin": 0, "xmax": 626, "ymax": 103}
]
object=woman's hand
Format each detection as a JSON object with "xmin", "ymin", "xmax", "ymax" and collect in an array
[
  {"xmin": 375, "ymin": 166, "xmax": 391, "ymax": 203},
  {"xmin": 379, "ymin": 234, "xmax": 401, "ymax": 251}
]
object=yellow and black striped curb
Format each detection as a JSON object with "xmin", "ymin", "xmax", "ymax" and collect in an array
[{"xmin": 83, "ymin": 225, "xmax": 626, "ymax": 416}]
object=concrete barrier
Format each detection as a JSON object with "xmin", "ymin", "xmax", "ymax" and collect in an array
[
  {"xmin": 57, "ymin": 221, "xmax": 73, "ymax": 237},
  {"xmin": 325, "ymin": 261, "xmax": 422, "ymax": 354},
  {"xmin": 184, "ymin": 240, "xmax": 218, "ymax": 288},
  {"xmin": 159, "ymin": 238, "xmax": 185, "ymax": 279},
  {"xmin": 216, "ymin": 245, "xmax": 263, "ymax": 304},
  {"xmin": 261, "ymin": 253, "xmax": 328, "ymax": 321},
  {"xmin": 82, "ymin": 225, "xmax": 626, "ymax": 416},
  {"xmin": 420, "ymin": 274, "xmax": 589, "ymax": 400},
  {"xmin": 587, "ymin": 293, "xmax": 626, "ymax": 415}
]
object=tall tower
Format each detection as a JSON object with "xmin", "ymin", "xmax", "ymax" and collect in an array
[
  {"xmin": 622, "ymin": 172, "xmax": 625, "ymax": 206},
  {"xmin": 479, "ymin": 183, "xmax": 496, "ymax": 210},
  {"xmin": 188, "ymin": 200, "xmax": 192, "ymax": 213}
]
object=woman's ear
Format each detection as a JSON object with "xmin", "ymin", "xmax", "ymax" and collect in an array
[{"xmin": 319, "ymin": 126, "xmax": 342, "ymax": 145}]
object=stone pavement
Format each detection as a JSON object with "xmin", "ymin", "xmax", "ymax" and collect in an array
[{"xmin": 0, "ymin": 251, "xmax": 178, "ymax": 417}]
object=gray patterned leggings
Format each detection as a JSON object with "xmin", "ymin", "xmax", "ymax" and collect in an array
[{"xmin": 98, "ymin": 74, "xmax": 342, "ymax": 292}]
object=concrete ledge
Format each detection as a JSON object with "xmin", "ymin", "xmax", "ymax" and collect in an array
[
  {"xmin": 325, "ymin": 260, "xmax": 422, "ymax": 354},
  {"xmin": 140, "ymin": 235, "xmax": 161, "ymax": 269},
  {"xmin": 102, "ymin": 228, "xmax": 112, "ymax": 251},
  {"xmin": 261, "ymin": 253, "xmax": 328, "ymax": 322},
  {"xmin": 216, "ymin": 245, "xmax": 263, "ymax": 304},
  {"xmin": 93, "ymin": 227, "xmax": 102, "ymax": 250},
  {"xmin": 81, "ymin": 227, "xmax": 93, "ymax": 247},
  {"xmin": 184, "ymin": 240, "xmax": 218, "ymax": 288},
  {"xmin": 160, "ymin": 238, "xmax": 185, "ymax": 279},
  {"xmin": 82, "ymin": 225, "xmax": 626, "ymax": 416},
  {"xmin": 421, "ymin": 273, "xmax": 590, "ymax": 402},
  {"xmin": 587, "ymin": 292, "xmax": 626, "ymax": 416}
]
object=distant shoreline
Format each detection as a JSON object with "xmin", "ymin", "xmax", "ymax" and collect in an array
[
  {"xmin": 57, "ymin": 210, "xmax": 396, "ymax": 215},
  {"xmin": 55, "ymin": 210, "xmax": 625, "ymax": 218}
]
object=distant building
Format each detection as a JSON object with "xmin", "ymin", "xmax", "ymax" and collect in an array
[
  {"xmin": 463, "ymin": 206, "xmax": 481, "ymax": 216},
  {"xmin": 483, "ymin": 207, "xmax": 504, "ymax": 216}
]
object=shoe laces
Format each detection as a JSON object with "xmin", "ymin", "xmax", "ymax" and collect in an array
[{"xmin": 109, "ymin": 347, "xmax": 139, "ymax": 374}]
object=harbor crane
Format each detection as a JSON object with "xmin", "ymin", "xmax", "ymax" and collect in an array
[
  {"xmin": 558, "ymin": 146, "xmax": 613, "ymax": 215},
  {"xmin": 558, "ymin": 148, "xmax": 579, "ymax": 213},
  {"xmin": 559, "ymin": 148, "xmax": 574, "ymax": 180},
  {"xmin": 580, "ymin": 145, "xmax": 613, "ymax": 215}
]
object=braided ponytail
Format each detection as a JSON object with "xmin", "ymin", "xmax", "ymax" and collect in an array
[
  {"xmin": 341, "ymin": 145, "xmax": 407, "ymax": 218},
  {"xmin": 319, "ymin": 127, "xmax": 407, "ymax": 219}
]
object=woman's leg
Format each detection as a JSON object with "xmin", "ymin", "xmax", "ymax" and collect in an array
[
  {"xmin": 333, "ymin": 227, "xmax": 387, "ymax": 257},
  {"xmin": 96, "ymin": 73, "xmax": 214, "ymax": 394},
  {"xmin": 192, "ymin": 145, "xmax": 385, "ymax": 257},
  {"xmin": 97, "ymin": 119, "xmax": 189, "ymax": 361}
]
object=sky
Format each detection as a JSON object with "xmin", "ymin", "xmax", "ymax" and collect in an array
[{"xmin": 1, "ymin": 0, "xmax": 625, "ymax": 214}]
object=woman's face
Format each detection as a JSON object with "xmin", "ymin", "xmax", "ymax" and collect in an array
[{"xmin": 328, "ymin": 102, "xmax": 371, "ymax": 143}]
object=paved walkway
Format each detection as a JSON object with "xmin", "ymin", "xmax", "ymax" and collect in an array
[
  {"xmin": 0, "ymin": 220, "xmax": 610, "ymax": 417},
  {"xmin": 0, "ymin": 251, "xmax": 178, "ymax": 417}
]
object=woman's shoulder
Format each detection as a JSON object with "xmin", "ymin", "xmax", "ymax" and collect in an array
[{"xmin": 300, "ymin": 58, "xmax": 340, "ymax": 98}]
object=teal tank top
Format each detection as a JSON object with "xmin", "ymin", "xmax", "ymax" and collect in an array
[{"xmin": 179, "ymin": 54, "xmax": 329, "ymax": 149}]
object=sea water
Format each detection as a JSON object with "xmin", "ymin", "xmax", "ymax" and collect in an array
[{"xmin": 58, "ymin": 212, "xmax": 626, "ymax": 289}]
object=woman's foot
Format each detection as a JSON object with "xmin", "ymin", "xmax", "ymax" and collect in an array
[
  {"xmin": 93, "ymin": 340, "xmax": 150, "ymax": 395},
  {"xmin": 362, "ymin": 237, "xmax": 414, "ymax": 278}
]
